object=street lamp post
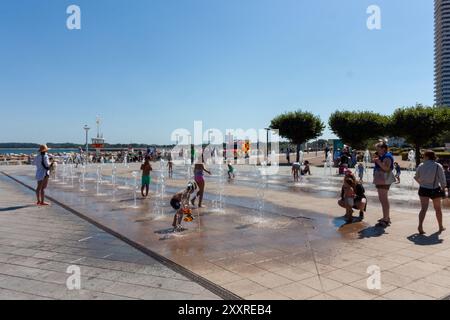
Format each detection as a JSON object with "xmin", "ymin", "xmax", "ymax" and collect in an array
[
  {"xmin": 83, "ymin": 125, "xmax": 90, "ymax": 162},
  {"xmin": 188, "ymin": 134, "xmax": 193, "ymax": 163},
  {"xmin": 264, "ymin": 128, "xmax": 270, "ymax": 163}
]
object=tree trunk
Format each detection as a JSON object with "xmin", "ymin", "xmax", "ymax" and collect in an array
[
  {"xmin": 415, "ymin": 145, "xmax": 421, "ymax": 168},
  {"xmin": 296, "ymin": 144, "xmax": 301, "ymax": 162}
]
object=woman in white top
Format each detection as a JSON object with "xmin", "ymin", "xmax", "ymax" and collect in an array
[
  {"xmin": 33, "ymin": 144, "xmax": 51, "ymax": 206},
  {"xmin": 414, "ymin": 150, "xmax": 447, "ymax": 234}
]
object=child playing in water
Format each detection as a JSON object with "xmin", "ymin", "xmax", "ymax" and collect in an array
[
  {"xmin": 140, "ymin": 156, "xmax": 152, "ymax": 197},
  {"xmin": 167, "ymin": 159, "xmax": 173, "ymax": 179},
  {"xmin": 394, "ymin": 162, "xmax": 401, "ymax": 184},
  {"xmin": 444, "ymin": 164, "xmax": 450, "ymax": 198},
  {"xmin": 49, "ymin": 157, "xmax": 57, "ymax": 180},
  {"xmin": 227, "ymin": 162, "xmax": 235, "ymax": 180},
  {"xmin": 301, "ymin": 160, "xmax": 311, "ymax": 176},
  {"xmin": 170, "ymin": 181, "xmax": 198, "ymax": 232},
  {"xmin": 356, "ymin": 162, "xmax": 364, "ymax": 182},
  {"xmin": 191, "ymin": 162, "xmax": 211, "ymax": 208},
  {"xmin": 292, "ymin": 162, "xmax": 301, "ymax": 182},
  {"xmin": 342, "ymin": 176, "xmax": 356, "ymax": 223}
]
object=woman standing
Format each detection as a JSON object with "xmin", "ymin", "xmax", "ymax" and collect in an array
[
  {"xmin": 414, "ymin": 151, "xmax": 447, "ymax": 234},
  {"xmin": 33, "ymin": 144, "xmax": 51, "ymax": 206},
  {"xmin": 191, "ymin": 161, "xmax": 211, "ymax": 208},
  {"xmin": 373, "ymin": 141, "xmax": 395, "ymax": 228}
]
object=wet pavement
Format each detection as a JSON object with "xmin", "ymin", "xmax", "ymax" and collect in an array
[
  {"xmin": 2, "ymin": 164, "xmax": 450, "ymax": 300},
  {"xmin": 0, "ymin": 174, "xmax": 219, "ymax": 300}
]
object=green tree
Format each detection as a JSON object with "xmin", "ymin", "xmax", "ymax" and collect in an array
[
  {"xmin": 436, "ymin": 130, "xmax": 450, "ymax": 147},
  {"xmin": 328, "ymin": 111, "xmax": 389, "ymax": 150},
  {"xmin": 389, "ymin": 105, "xmax": 450, "ymax": 166},
  {"xmin": 270, "ymin": 110, "xmax": 324, "ymax": 162}
]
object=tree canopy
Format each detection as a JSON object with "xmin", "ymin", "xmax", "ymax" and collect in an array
[
  {"xmin": 270, "ymin": 110, "xmax": 324, "ymax": 161},
  {"xmin": 328, "ymin": 110, "xmax": 389, "ymax": 150},
  {"xmin": 389, "ymin": 104, "xmax": 450, "ymax": 165}
]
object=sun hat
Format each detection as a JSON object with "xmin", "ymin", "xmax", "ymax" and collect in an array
[{"xmin": 39, "ymin": 144, "xmax": 49, "ymax": 152}]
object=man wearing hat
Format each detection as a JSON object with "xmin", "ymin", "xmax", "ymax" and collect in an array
[{"xmin": 33, "ymin": 144, "xmax": 51, "ymax": 206}]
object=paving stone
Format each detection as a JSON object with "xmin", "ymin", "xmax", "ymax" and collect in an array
[
  {"xmin": 327, "ymin": 285, "xmax": 378, "ymax": 300},
  {"xmin": 272, "ymin": 282, "xmax": 321, "ymax": 300},
  {"xmin": 3, "ymin": 165, "xmax": 450, "ymax": 300},
  {"xmin": 0, "ymin": 175, "xmax": 218, "ymax": 300},
  {"xmin": 381, "ymin": 288, "xmax": 434, "ymax": 300}
]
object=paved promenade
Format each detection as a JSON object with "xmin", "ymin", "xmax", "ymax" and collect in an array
[
  {"xmin": 1, "ymin": 164, "xmax": 450, "ymax": 300},
  {"xmin": 0, "ymin": 174, "xmax": 218, "ymax": 300}
]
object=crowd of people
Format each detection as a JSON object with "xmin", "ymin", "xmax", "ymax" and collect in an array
[
  {"xmin": 334, "ymin": 141, "xmax": 448, "ymax": 234},
  {"xmin": 47, "ymin": 147, "xmax": 171, "ymax": 167},
  {"xmin": 33, "ymin": 141, "xmax": 449, "ymax": 235}
]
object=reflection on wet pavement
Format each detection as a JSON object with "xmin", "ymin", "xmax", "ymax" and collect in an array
[{"xmin": 3, "ymin": 164, "xmax": 448, "ymax": 300}]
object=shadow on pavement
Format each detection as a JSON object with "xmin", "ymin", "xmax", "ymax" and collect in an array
[
  {"xmin": 0, "ymin": 205, "xmax": 33, "ymax": 212},
  {"xmin": 358, "ymin": 226, "xmax": 386, "ymax": 239},
  {"xmin": 407, "ymin": 232, "xmax": 444, "ymax": 246}
]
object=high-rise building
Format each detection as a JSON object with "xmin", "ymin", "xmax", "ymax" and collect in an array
[{"xmin": 434, "ymin": 0, "xmax": 450, "ymax": 106}]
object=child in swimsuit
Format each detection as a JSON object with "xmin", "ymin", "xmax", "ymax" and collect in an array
[
  {"xmin": 394, "ymin": 162, "xmax": 401, "ymax": 184},
  {"xmin": 301, "ymin": 160, "xmax": 311, "ymax": 176},
  {"xmin": 140, "ymin": 156, "xmax": 152, "ymax": 197},
  {"xmin": 227, "ymin": 162, "xmax": 235, "ymax": 179},
  {"xmin": 49, "ymin": 157, "xmax": 57, "ymax": 180},
  {"xmin": 444, "ymin": 164, "xmax": 450, "ymax": 198},
  {"xmin": 170, "ymin": 181, "xmax": 197, "ymax": 232},
  {"xmin": 292, "ymin": 162, "xmax": 301, "ymax": 182},
  {"xmin": 167, "ymin": 159, "xmax": 173, "ymax": 179},
  {"xmin": 191, "ymin": 163, "xmax": 211, "ymax": 207},
  {"xmin": 356, "ymin": 162, "xmax": 364, "ymax": 182}
]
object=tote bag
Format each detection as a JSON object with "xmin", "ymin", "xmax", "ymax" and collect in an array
[{"xmin": 373, "ymin": 169, "xmax": 396, "ymax": 186}]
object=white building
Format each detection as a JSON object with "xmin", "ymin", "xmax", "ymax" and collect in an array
[{"xmin": 435, "ymin": 0, "xmax": 450, "ymax": 106}]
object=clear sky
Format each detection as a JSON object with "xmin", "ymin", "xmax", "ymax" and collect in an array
[{"xmin": 0, "ymin": 0, "xmax": 434, "ymax": 144}]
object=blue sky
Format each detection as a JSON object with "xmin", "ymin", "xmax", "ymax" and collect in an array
[{"xmin": 0, "ymin": 0, "xmax": 434, "ymax": 144}]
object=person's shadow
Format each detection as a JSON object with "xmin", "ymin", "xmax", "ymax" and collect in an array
[
  {"xmin": 357, "ymin": 226, "xmax": 386, "ymax": 239},
  {"xmin": 407, "ymin": 232, "xmax": 443, "ymax": 246},
  {"xmin": 0, "ymin": 205, "xmax": 33, "ymax": 212}
]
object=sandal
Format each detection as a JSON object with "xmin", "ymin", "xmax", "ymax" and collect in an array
[{"xmin": 376, "ymin": 219, "xmax": 391, "ymax": 228}]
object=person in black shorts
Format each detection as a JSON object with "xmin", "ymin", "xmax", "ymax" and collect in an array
[{"xmin": 414, "ymin": 151, "xmax": 446, "ymax": 234}]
